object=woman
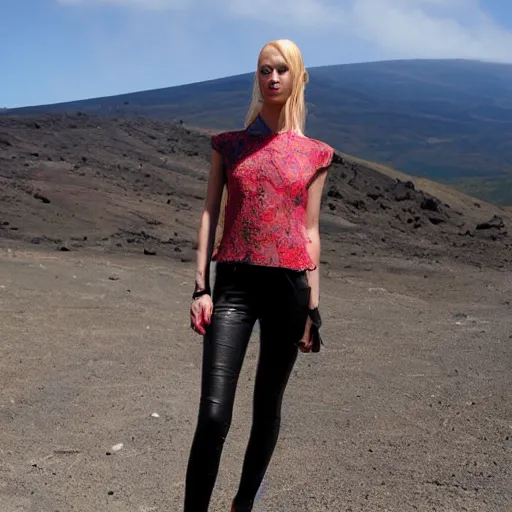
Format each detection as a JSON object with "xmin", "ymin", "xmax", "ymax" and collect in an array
[{"xmin": 184, "ymin": 39, "xmax": 334, "ymax": 511}]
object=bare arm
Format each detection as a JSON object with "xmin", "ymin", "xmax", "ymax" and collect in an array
[
  {"xmin": 194, "ymin": 149, "xmax": 225, "ymax": 293},
  {"xmin": 305, "ymin": 170, "xmax": 328, "ymax": 308}
]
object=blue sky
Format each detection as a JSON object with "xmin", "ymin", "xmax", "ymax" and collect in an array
[{"xmin": 2, "ymin": 0, "xmax": 512, "ymax": 108}]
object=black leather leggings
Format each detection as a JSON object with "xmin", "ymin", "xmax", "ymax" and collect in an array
[{"xmin": 184, "ymin": 263, "xmax": 311, "ymax": 511}]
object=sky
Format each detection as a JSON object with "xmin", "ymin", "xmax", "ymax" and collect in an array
[{"xmin": 2, "ymin": 0, "xmax": 512, "ymax": 108}]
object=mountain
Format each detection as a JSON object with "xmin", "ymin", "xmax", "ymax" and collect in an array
[
  {"xmin": 1, "ymin": 113, "xmax": 510, "ymax": 270},
  {"xmin": 3, "ymin": 59, "xmax": 512, "ymax": 205}
]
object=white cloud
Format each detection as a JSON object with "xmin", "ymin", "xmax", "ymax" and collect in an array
[
  {"xmin": 56, "ymin": 0, "xmax": 512, "ymax": 62},
  {"xmin": 224, "ymin": 0, "xmax": 512, "ymax": 62},
  {"xmin": 346, "ymin": 0, "xmax": 512, "ymax": 62}
]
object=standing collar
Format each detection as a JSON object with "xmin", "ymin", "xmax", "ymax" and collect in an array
[{"xmin": 247, "ymin": 114, "xmax": 274, "ymax": 136}]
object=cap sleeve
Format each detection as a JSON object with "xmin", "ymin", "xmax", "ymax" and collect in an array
[
  {"xmin": 211, "ymin": 132, "xmax": 225, "ymax": 155},
  {"xmin": 306, "ymin": 141, "xmax": 334, "ymax": 187},
  {"xmin": 317, "ymin": 143, "xmax": 334, "ymax": 171}
]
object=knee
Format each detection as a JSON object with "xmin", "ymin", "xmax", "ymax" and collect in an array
[{"xmin": 197, "ymin": 400, "xmax": 232, "ymax": 442}]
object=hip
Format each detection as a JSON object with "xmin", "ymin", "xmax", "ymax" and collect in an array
[{"xmin": 212, "ymin": 262, "xmax": 311, "ymax": 330}]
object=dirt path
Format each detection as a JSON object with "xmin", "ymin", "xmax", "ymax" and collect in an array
[{"xmin": 1, "ymin": 247, "xmax": 511, "ymax": 511}]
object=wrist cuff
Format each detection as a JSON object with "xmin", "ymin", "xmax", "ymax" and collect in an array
[
  {"xmin": 192, "ymin": 288, "xmax": 211, "ymax": 300},
  {"xmin": 308, "ymin": 307, "xmax": 322, "ymax": 328}
]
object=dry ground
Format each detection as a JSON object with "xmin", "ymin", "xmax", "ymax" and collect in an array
[
  {"xmin": 1, "ymin": 244, "xmax": 511, "ymax": 512},
  {"xmin": 1, "ymin": 113, "xmax": 511, "ymax": 511}
]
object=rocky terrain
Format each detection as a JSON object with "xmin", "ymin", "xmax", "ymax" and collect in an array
[
  {"xmin": 1, "ymin": 113, "xmax": 511, "ymax": 271},
  {"xmin": 1, "ymin": 114, "xmax": 511, "ymax": 512}
]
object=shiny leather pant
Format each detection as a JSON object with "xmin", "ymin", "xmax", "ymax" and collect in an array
[{"xmin": 184, "ymin": 263, "xmax": 311, "ymax": 511}]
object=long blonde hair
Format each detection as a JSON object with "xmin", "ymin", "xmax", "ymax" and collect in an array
[{"xmin": 245, "ymin": 39, "xmax": 309, "ymax": 134}]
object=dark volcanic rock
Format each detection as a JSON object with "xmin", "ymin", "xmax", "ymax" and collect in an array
[
  {"xmin": 34, "ymin": 192, "xmax": 51, "ymax": 204},
  {"xmin": 327, "ymin": 186, "xmax": 343, "ymax": 200},
  {"xmin": 391, "ymin": 180, "xmax": 415, "ymax": 201},
  {"xmin": 428, "ymin": 215, "xmax": 446, "ymax": 225},
  {"xmin": 421, "ymin": 197, "xmax": 441, "ymax": 212},
  {"xmin": 0, "ymin": 113, "xmax": 510, "ymax": 270},
  {"xmin": 476, "ymin": 215, "xmax": 505, "ymax": 230},
  {"xmin": 322, "ymin": 152, "xmax": 510, "ymax": 267}
]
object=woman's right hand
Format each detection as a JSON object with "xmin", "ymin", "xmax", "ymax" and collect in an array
[{"xmin": 190, "ymin": 295, "xmax": 213, "ymax": 335}]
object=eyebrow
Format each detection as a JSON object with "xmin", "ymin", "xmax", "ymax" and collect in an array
[{"xmin": 259, "ymin": 61, "xmax": 288, "ymax": 69}]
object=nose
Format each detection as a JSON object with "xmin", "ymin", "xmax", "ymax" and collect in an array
[{"xmin": 270, "ymin": 69, "xmax": 279, "ymax": 82}]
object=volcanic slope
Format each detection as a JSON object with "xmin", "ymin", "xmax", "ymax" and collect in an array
[{"xmin": 0, "ymin": 113, "xmax": 510, "ymax": 270}]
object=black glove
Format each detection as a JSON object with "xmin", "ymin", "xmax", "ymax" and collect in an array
[{"xmin": 308, "ymin": 307, "xmax": 324, "ymax": 353}]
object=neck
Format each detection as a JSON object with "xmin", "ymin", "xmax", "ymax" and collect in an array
[{"xmin": 258, "ymin": 103, "xmax": 285, "ymax": 133}]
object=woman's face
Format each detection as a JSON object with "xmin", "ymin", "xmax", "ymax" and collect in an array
[{"xmin": 257, "ymin": 46, "xmax": 293, "ymax": 106}]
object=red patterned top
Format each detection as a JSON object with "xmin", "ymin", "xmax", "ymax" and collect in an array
[{"xmin": 211, "ymin": 115, "xmax": 334, "ymax": 271}]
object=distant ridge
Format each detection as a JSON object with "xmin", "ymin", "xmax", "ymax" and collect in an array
[{"xmin": 4, "ymin": 59, "xmax": 512, "ymax": 205}]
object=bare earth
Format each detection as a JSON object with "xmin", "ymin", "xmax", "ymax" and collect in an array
[
  {"xmin": 1, "ymin": 114, "xmax": 511, "ymax": 511},
  {"xmin": 1, "ymin": 245, "xmax": 510, "ymax": 512}
]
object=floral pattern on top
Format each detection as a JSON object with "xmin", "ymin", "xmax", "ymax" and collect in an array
[{"xmin": 211, "ymin": 115, "xmax": 334, "ymax": 271}]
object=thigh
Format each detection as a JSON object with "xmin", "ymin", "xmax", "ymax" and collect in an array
[
  {"xmin": 253, "ymin": 270, "xmax": 310, "ymax": 409},
  {"xmin": 254, "ymin": 320, "xmax": 299, "ymax": 411},
  {"xmin": 200, "ymin": 310, "xmax": 254, "ymax": 409},
  {"xmin": 261, "ymin": 269, "xmax": 311, "ymax": 346},
  {"xmin": 199, "ymin": 265, "xmax": 257, "ymax": 419}
]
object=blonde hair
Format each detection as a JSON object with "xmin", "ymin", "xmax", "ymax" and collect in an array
[
  {"xmin": 214, "ymin": 41, "xmax": 308, "ymax": 255},
  {"xmin": 245, "ymin": 39, "xmax": 309, "ymax": 134}
]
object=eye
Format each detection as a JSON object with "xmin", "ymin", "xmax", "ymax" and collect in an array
[
  {"xmin": 278, "ymin": 66, "xmax": 289, "ymax": 75},
  {"xmin": 259, "ymin": 66, "xmax": 272, "ymax": 75}
]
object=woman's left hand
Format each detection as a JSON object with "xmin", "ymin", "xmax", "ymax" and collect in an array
[{"xmin": 298, "ymin": 315, "xmax": 313, "ymax": 353}]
